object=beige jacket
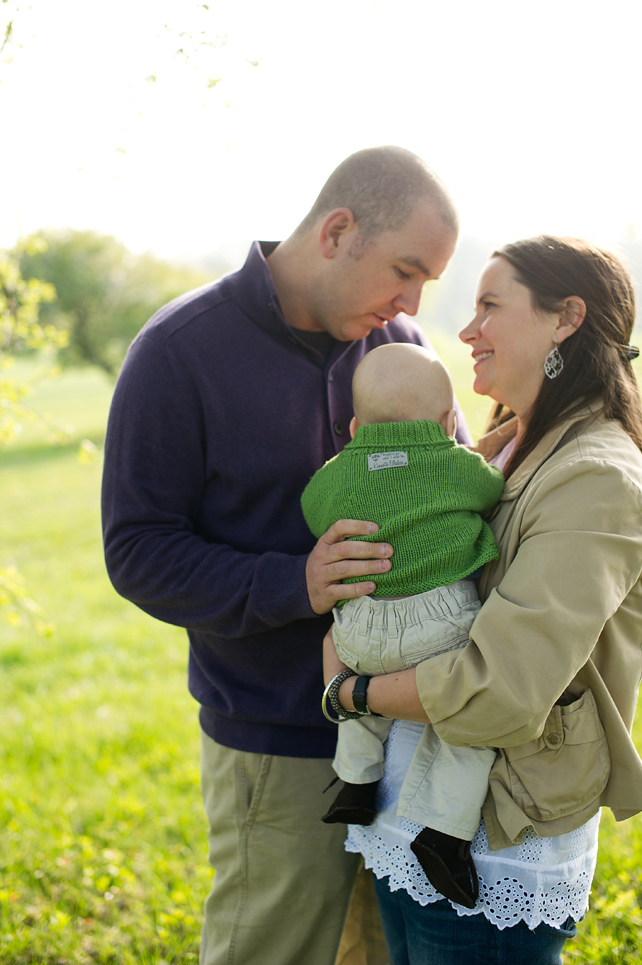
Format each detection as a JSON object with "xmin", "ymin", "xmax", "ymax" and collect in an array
[{"xmin": 415, "ymin": 402, "xmax": 642, "ymax": 850}]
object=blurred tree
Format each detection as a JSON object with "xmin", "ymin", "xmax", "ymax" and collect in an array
[
  {"xmin": 17, "ymin": 230, "xmax": 213, "ymax": 377},
  {"xmin": 0, "ymin": 239, "xmax": 64, "ymax": 446},
  {"xmin": 0, "ymin": 240, "xmax": 66, "ymax": 633}
]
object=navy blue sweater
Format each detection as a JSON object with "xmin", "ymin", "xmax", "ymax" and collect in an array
[{"xmin": 102, "ymin": 242, "xmax": 470, "ymax": 757}]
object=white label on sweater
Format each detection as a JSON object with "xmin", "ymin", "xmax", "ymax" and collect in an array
[{"xmin": 367, "ymin": 451, "xmax": 408, "ymax": 471}]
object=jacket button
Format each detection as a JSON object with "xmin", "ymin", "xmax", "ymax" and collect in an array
[
  {"xmin": 333, "ymin": 420, "xmax": 344, "ymax": 435},
  {"xmin": 328, "ymin": 373, "xmax": 334, "ymax": 382},
  {"xmin": 547, "ymin": 733, "xmax": 562, "ymax": 746}
]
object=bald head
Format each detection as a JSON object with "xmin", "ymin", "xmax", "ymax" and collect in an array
[
  {"xmin": 352, "ymin": 344, "xmax": 455, "ymax": 431},
  {"xmin": 296, "ymin": 146, "xmax": 459, "ymax": 245}
]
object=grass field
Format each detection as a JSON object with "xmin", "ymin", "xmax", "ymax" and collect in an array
[
  {"xmin": 2, "ymin": 347, "xmax": 642, "ymax": 962},
  {"xmin": 1, "ymin": 366, "xmax": 206, "ymax": 963}
]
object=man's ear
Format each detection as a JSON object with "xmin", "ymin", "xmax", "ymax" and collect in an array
[
  {"xmin": 349, "ymin": 416, "xmax": 358, "ymax": 439},
  {"xmin": 555, "ymin": 296, "xmax": 586, "ymax": 344},
  {"xmin": 444, "ymin": 408, "xmax": 457, "ymax": 439},
  {"xmin": 318, "ymin": 208, "xmax": 356, "ymax": 259}
]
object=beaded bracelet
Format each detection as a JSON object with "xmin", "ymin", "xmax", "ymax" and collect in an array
[{"xmin": 321, "ymin": 669, "xmax": 362, "ymax": 722}]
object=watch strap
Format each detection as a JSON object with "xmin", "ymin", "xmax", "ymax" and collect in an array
[{"xmin": 352, "ymin": 675, "xmax": 382, "ymax": 717}]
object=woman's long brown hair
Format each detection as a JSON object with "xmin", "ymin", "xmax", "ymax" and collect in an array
[{"xmin": 483, "ymin": 236, "xmax": 642, "ymax": 478}]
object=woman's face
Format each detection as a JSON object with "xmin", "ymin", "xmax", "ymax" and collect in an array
[{"xmin": 459, "ymin": 257, "xmax": 561, "ymax": 420}]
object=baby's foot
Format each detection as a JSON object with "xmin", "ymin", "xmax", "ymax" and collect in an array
[
  {"xmin": 321, "ymin": 780, "xmax": 379, "ymax": 825},
  {"xmin": 410, "ymin": 827, "xmax": 479, "ymax": 908}
]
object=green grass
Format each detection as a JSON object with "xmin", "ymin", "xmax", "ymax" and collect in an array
[
  {"xmin": 2, "ymin": 350, "xmax": 642, "ymax": 962},
  {"xmin": 0, "ymin": 370, "xmax": 207, "ymax": 963}
]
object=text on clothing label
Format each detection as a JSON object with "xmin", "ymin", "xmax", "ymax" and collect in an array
[{"xmin": 367, "ymin": 451, "xmax": 409, "ymax": 471}]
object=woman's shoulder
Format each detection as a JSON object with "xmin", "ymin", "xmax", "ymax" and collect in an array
[
  {"xmin": 552, "ymin": 416, "xmax": 642, "ymax": 485},
  {"xmin": 573, "ymin": 413, "xmax": 642, "ymax": 457},
  {"xmin": 528, "ymin": 417, "xmax": 642, "ymax": 520}
]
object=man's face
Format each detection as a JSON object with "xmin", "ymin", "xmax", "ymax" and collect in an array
[{"xmin": 311, "ymin": 199, "xmax": 457, "ymax": 341}]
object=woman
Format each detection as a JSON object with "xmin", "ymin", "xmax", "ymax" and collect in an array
[{"xmin": 324, "ymin": 236, "xmax": 642, "ymax": 964}]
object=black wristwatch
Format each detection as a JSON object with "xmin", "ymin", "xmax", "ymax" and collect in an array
[{"xmin": 352, "ymin": 675, "xmax": 383, "ymax": 717}]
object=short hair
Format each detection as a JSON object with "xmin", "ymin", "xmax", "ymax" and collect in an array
[{"xmin": 295, "ymin": 146, "xmax": 459, "ymax": 244}]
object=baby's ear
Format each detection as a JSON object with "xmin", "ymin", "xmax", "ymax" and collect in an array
[
  {"xmin": 444, "ymin": 408, "xmax": 457, "ymax": 439},
  {"xmin": 349, "ymin": 416, "xmax": 358, "ymax": 439}
]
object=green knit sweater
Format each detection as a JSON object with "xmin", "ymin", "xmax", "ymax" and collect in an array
[{"xmin": 301, "ymin": 421, "xmax": 504, "ymax": 597}]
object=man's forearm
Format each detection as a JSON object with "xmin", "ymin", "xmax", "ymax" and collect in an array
[{"xmin": 104, "ymin": 525, "xmax": 315, "ymax": 636}]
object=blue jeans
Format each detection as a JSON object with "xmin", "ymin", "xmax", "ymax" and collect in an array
[{"xmin": 374, "ymin": 875, "xmax": 577, "ymax": 965}]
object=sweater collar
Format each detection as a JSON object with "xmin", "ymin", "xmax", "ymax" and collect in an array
[
  {"xmin": 231, "ymin": 241, "xmax": 287, "ymax": 339},
  {"xmin": 349, "ymin": 420, "xmax": 453, "ymax": 449},
  {"xmin": 232, "ymin": 241, "xmax": 357, "ymax": 368},
  {"xmin": 476, "ymin": 400, "xmax": 605, "ymax": 500}
]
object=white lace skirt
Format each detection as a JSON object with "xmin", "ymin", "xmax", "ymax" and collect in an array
[{"xmin": 346, "ymin": 719, "xmax": 599, "ymax": 931}]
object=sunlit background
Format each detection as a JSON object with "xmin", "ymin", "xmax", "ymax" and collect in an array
[
  {"xmin": 4, "ymin": 4, "xmax": 642, "ymax": 960},
  {"xmin": 3, "ymin": 0, "xmax": 642, "ymax": 270}
]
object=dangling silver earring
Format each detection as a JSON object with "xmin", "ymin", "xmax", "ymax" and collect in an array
[{"xmin": 544, "ymin": 343, "xmax": 564, "ymax": 379}]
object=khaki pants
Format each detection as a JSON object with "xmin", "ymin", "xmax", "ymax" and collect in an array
[
  {"xmin": 200, "ymin": 731, "xmax": 389, "ymax": 965},
  {"xmin": 333, "ymin": 581, "xmax": 494, "ymax": 838}
]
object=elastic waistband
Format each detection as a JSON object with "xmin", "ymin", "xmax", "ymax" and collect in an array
[{"xmin": 335, "ymin": 578, "xmax": 479, "ymax": 625}]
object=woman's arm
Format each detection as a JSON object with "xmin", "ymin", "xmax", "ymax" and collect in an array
[
  {"xmin": 323, "ymin": 629, "xmax": 429, "ymax": 722},
  {"xmin": 417, "ymin": 454, "xmax": 642, "ymax": 748},
  {"xmin": 327, "ymin": 448, "xmax": 642, "ymax": 743}
]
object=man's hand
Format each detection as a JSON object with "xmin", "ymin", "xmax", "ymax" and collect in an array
[{"xmin": 305, "ymin": 519, "xmax": 392, "ymax": 615}]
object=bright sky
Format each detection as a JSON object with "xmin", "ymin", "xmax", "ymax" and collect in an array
[{"xmin": 2, "ymin": 0, "xmax": 642, "ymax": 267}]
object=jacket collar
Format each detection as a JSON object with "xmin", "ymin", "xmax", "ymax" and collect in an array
[{"xmin": 476, "ymin": 400, "xmax": 605, "ymax": 501}]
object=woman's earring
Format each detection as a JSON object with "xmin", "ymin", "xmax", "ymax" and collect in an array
[{"xmin": 544, "ymin": 343, "xmax": 564, "ymax": 379}]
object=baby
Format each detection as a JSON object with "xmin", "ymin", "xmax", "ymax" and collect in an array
[{"xmin": 301, "ymin": 343, "xmax": 504, "ymax": 908}]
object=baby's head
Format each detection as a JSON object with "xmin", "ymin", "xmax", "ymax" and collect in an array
[{"xmin": 350, "ymin": 343, "xmax": 456, "ymax": 438}]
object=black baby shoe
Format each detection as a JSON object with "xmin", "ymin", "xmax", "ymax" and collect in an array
[
  {"xmin": 410, "ymin": 827, "xmax": 479, "ymax": 909},
  {"xmin": 321, "ymin": 780, "xmax": 379, "ymax": 826}
]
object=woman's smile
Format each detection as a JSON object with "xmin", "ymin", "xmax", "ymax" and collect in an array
[
  {"xmin": 460, "ymin": 256, "xmax": 562, "ymax": 422},
  {"xmin": 472, "ymin": 350, "xmax": 493, "ymax": 366}
]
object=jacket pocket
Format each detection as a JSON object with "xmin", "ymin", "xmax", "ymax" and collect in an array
[{"xmin": 504, "ymin": 688, "xmax": 610, "ymax": 822}]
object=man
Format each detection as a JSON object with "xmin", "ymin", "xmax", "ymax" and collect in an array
[{"xmin": 102, "ymin": 146, "xmax": 464, "ymax": 965}]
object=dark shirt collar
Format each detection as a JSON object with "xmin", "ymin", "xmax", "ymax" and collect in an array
[{"xmin": 232, "ymin": 241, "xmax": 350, "ymax": 369}]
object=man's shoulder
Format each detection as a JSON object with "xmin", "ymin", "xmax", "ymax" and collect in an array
[{"xmin": 139, "ymin": 273, "xmax": 239, "ymax": 347}]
